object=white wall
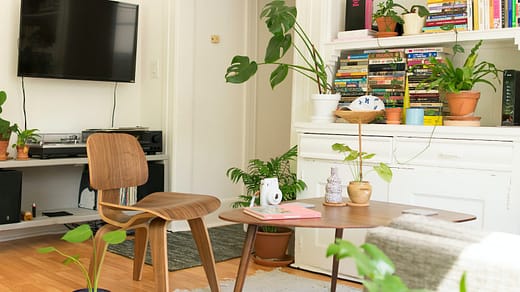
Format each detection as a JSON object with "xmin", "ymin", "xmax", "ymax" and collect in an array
[
  {"xmin": 0, "ymin": 0, "xmax": 167, "ymax": 143},
  {"xmin": 0, "ymin": 0, "xmax": 294, "ymax": 236}
]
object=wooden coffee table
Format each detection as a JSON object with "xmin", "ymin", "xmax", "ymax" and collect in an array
[{"xmin": 218, "ymin": 198, "xmax": 476, "ymax": 292}]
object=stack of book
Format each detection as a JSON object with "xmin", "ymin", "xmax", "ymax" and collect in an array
[
  {"xmin": 423, "ymin": 0, "xmax": 472, "ymax": 33},
  {"xmin": 406, "ymin": 47, "xmax": 452, "ymax": 125},
  {"xmin": 365, "ymin": 49, "xmax": 406, "ymax": 108},
  {"xmin": 335, "ymin": 52, "xmax": 369, "ymax": 108}
]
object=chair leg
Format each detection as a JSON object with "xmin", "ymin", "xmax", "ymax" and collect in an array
[
  {"xmin": 188, "ymin": 218, "xmax": 220, "ymax": 292},
  {"xmin": 149, "ymin": 217, "xmax": 169, "ymax": 292},
  {"xmin": 88, "ymin": 224, "xmax": 118, "ymax": 286},
  {"xmin": 133, "ymin": 226, "xmax": 149, "ymax": 281}
]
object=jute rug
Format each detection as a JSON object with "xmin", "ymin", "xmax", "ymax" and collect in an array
[
  {"xmin": 173, "ymin": 268, "xmax": 363, "ymax": 292},
  {"xmin": 107, "ymin": 224, "xmax": 246, "ymax": 271}
]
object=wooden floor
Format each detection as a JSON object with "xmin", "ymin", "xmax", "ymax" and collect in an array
[{"xmin": 0, "ymin": 233, "xmax": 362, "ymax": 291}]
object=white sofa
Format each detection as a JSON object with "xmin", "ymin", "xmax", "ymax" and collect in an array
[{"xmin": 365, "ymin": 214, "xmax": 520, "ymax": 291}]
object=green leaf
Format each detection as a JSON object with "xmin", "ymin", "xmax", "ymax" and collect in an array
[
  {"xmin": 0, "ymin": 91, "xmax": 6, "ymax": 109},
  {"xmin": 225, "ymin": 56, "xmax": 258, "ymax": 84},
  {"xmin": 270, "ymin": 64, "xmax": 289, "ymax": 89},
  {"xmin": 261, "ymin": 0, "xmax": 296, "ymax": 36},
  {"xmin": 63, "ymin": 255, "xmax": 80, "ymax": 265},
  {"xmin": 102, "ymin": 230, "xmax": 127, "ymax": 245},
  {"xmin": 362, "ymin": 243, "xmax": 395, "ymax": 278},
  {"xmin": 459, "ymin": 272, "xmax": 467, "ymax": 292},
  {"xmin": 61, "ymin": 224, "xmax": 93, "ymax": 243},
  {"xmin": 374, "ymin": 163, "xmax": 393, "ymax": 183},
  {"xmin": 265, "ymin": 34, "xmax": 292, "ymax": 63},
  {"xmin": 37, "ymin": 247, "xmax": 56, "ymax": 254}
]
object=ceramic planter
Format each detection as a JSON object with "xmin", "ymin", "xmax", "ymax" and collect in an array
[
  {"xmin": 311, "ymin": 93, "xmax": 340, "ymax": 123},
  {"xmin": 446, "ymin": 91, "xmax": 480, "ymax": 116},
  {"xmin": 375, "ymin": 17, "xmax": 398, "ymax": 37},
  {"xmin": 402, "ymin": 13, "xmax": 425, "ymax": 35},
  {"xmin": 347, "ymin": 181, "xmax": 372, "ymax": 206},
  {"xmin": 385, "ymin": 107, "xmax": 402, "ymax": 124}
]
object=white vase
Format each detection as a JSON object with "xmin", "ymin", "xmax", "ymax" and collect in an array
[
  {"xmin": 402, "ymin": 13, "xmax": 425, "ymax": 35},
  {"xmin": 311, "ymin": 93, "xmax": 340, "ymax": 123}
]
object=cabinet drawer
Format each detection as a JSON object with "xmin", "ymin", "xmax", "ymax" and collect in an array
[
  {"xmin": 299, "ymin": 134, "xmax": 393, "ymax": 163},
  {"xmin": 393, "ymin": 137, "xmax": 513, "ymax": 171}
]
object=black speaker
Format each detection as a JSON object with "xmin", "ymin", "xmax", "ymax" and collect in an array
[
  {"xmin": 502, "ymin": 70, "xmax": 520, "ymax": 126},
  {"xmin": 0, "ymin": 170, "xmax": 23, "ymax": 224},
  {"xmin": 78, "ymin": 162, "xmax": 164, "ymax": 209}
]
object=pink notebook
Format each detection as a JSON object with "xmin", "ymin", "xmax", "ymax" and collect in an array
[{"xmin": 243, "ymin": 204, "xmax": 321, "ymax": 220}]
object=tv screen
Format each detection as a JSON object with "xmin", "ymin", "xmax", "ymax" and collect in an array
[{"xmin": 17, "ymin": 0, "xmax": 139, "ymax": 83}]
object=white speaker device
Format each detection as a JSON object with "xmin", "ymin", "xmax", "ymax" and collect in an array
[{"xmin": 259, "ymin": 177, "xmax": 283, "ymax": 206}]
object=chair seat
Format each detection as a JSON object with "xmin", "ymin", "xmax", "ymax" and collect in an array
[{"xmin": 101, "ymin": 192, "xmax": 221, "ymax": 221}]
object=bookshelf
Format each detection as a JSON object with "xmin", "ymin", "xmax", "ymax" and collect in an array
[
  {"xmin": 323, "ymin": 28, "xmax": 520, "ymax": 68},
  {"xmin": 291, "ymin": 0, "xmax": 520, "ymax": 283}
]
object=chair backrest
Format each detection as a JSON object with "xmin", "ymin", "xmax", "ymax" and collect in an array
[{"xmin": 86, "ymin": 133, "xmax": 148, "ymax": 193}]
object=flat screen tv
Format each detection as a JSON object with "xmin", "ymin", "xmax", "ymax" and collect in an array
[{"xmin": 17, "ymin": 0, "xmax": 139, "ymax": 83}]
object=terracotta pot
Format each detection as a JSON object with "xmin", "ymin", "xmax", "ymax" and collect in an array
[
  {"xmin": 385, "ymin": 107, "xmax": 402, "ymax": 124},
  {"xmin": 0, "ymin": 140, "xmax": 9, "ymax": 161},
  {"xmin": 446, "ymin": 91, "xmax": 480, "ymax": 116},
  {"xmin": 375, "ymin": 17, "xmax": 398, "ymax": 37},
  {"xmin": 254, "ymin": 227, "xmax": 292, "ymax": 260},
  {"xmin": 347, "ymin": 181, "xmax": 372, "ymax": 205},
  {"xmin": 16, "ymin": 145, "xmax": 30, "ymax": 160}
]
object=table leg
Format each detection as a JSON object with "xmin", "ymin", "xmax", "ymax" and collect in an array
[
  {"xmin": 331, "ymin": 228, "xmax": 344, "ymax": 292},
  {"xmin": 233, "ymin": 224, "xmax": 258, "ymax": 292}
]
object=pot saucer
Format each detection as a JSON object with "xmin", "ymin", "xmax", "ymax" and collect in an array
[
  {"xmin": 347, "ymin": 201, "xmax": 370, "ymax": 207},
  {"xmin": 252, "ymin": 254, "xmax": 294, "ymax": 267},
  {"xmin": 376, "ymin": 31, "xmax": 398, "ymax": 38}
]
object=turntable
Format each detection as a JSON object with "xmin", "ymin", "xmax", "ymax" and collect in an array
[{"xmin": 28, "ymin": 133, "xmax": 86, "ymax": 159}]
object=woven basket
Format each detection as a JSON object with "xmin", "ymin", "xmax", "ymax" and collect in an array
[{"xmin": 334, "ymin": 110, "xmax": 383, "ymax": 124}]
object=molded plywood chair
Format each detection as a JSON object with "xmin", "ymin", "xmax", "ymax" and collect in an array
[{"xmin": 86, "ymin": 133, "xmax": 221, "ymax": 292}]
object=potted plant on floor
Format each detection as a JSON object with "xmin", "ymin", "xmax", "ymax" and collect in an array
[
  {"xmin": 225, "ymin": 0, "xmax": 340, "ymax": 123},
  {"xmin": 331, "ymin": 142, "xmax": 392, "ymax": 206},
  {"xmin": 419, "ymin": 40, "xmax": 500, "ymax": 118},
  {"xmin": 226, "ymin": 145, "xmax": 307, "ymax": 266},
  {"xmin": 0, "ymin": 91, "xmax": 17, "ymax": 161},
  {"xmin": 12, "ymin": 125, "xmax": 39, "ymax": 160},
  {"xmin": 38, "ymin": 224, "xmax": 126, "ymax": 292}
]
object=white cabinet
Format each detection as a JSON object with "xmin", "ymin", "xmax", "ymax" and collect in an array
[{"xmin": 292, "ymin": 123, "xmax": 520, "ymax": 280}]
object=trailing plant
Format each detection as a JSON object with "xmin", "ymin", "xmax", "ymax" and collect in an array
[
  {"xmin": 0, "ymin": 91, "xmax": 16, "ymax": 140},
  {"xmin": 225, "ymin": 0, "xmax": 334, "ymax": 94},
  {"xmin": 396, "ymin": 3, "xmax": 430, "ymax": 17},
  {"xmin": 38, "ymin": 224, "xmax": 126, "ymax": 292},
  {"xmin": 227, "ymin": 145, "xmax": 307, "ymax": 208},
  {"xmin": 11, "ymin": 125, "xmax": 39, "ymax": 148},
  {"xmin": 326, "ymin": 239, "xmax": 467, "ymax": 292},
  {"xmin": 418, "ymin": 39, "xmax": 500, "ymax": 93},
  {"xmin": 331, "ymin": 143, "xmax": 392, "ymax": 183}
]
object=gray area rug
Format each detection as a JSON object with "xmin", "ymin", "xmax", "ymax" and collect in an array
[
  {"xmin": 173, "ymin": 268, "xmax": 362, "ymax": 292},
  {"xmin": 107, "ymin": 224, "xmax": 246, "ymax": 271}
]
